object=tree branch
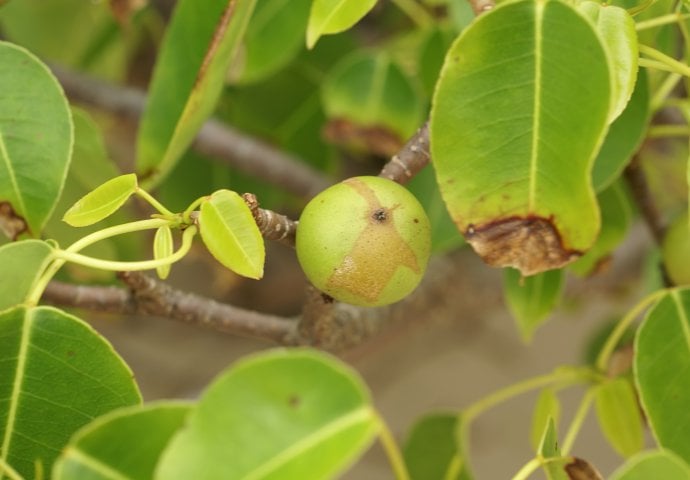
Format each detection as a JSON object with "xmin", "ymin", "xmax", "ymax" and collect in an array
[
  {"xmin": 51, "ymin": 65, "xmax": 330, "ymax": 199},
  {"xmin": 379, "ymin": 122, "xmax": 431, "ymax": 184}
]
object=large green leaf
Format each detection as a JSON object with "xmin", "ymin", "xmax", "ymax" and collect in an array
[
  {"xmin": 592, "ymin": 68, "xmax": 650, "ymax": 192},
  {"xmin": 403, "ymin": 413, "xmax": 463, "ymax": 480},
  {"xmin": 503, "ymin": 268, "xmax": 564, "ymax": 341},
  {"xmin": 609, "ymin": 450, "xmax": 690, "ymax": 480},
  {"xmin": 136, "ymin": 0, "xmax": 256, "ymax": 187},
  {"xmin": 430, "ymin": 0, "xmax": 611, "ymax": 275},
  {"xmin": 53, "ymin": 402, "xmax": 191, "ymax": 480},
  {"xmin": 199, "ymin": 189, "xmax": 265, "ymax": 279},
  {"xmin": 635, "ymin": 289, "xmax": 690, "ymax": 463},
  {"xmin": 306, "ymin": 0, "xmax": 377, "ymax": 48},
  {"xmin": 0, "ymin": 240, "xmax": 54, "ymax": 311},
  {"xmin": 0, "ymin": 41, "xmax": 73, "ymax": 238},
  {"xmin": 594, "ymin": 377, "xmax": 643, "ymax": 458},
  {"xmin": 155, "ymin": 349, "xmax": 379, "ymax": 479},
  {"xmin": 0, "ymin": 306, "xmax": 141, "ymax": 478},
  {"xmin": 232, "ymin": 0, "xmax": 311, "ymax": 84}
]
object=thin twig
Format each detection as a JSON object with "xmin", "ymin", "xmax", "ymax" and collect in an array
[
  {"xmin": 379, "ymin": 122, "xmax": 431, "ymax": 184},
  {"xmin": 51, "ymin": 65, "xmax": 330, "ymax": 199},
  {"xmin": 242, "ymin": 193, "xmax": 297, "ymax": 247}
]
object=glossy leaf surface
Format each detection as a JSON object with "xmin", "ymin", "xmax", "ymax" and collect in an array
[
  {"xmin": 0, "ymin": 240, "xmax": 54, "ymax": 311},
  {"xmin": 0, "ymin": 41, "xmax": 73, "ymax": 238},
  {"xmin": 62, "ymin": 174, "xmax": 137, "ymax": 227},
  {"xmin": 578, "ymin": 1, "xmax": 637, "ymax": 122},
  {"xmin": 153, "ymin": 225, "xmax": 173, "ymax": 280},
  {"xmin": 503, "ymin": 268, "xmax": 564, "ymax": 341},
  {"xmin": 403, "ymin": 413, "xmax": 463, "ymax": 480},
  {"xmin": 431, "ymin": 0, "xmax": 611, "ymax": 275},
  {"xmin": 0, "ymin": 306, "xmax": 141, "ymax": 478},
  {"xmin": 306, "ymin": 0, "xmax": 377, "ymax": 48},
  {"xmin": 199, "ymin": 189, "xmax": 265, "ymax": 279},
  {"xmin": 233, "ymin": 0, "xmax": 311, "ymax": 84},
  {"xmin": 594, "ymin": 378, "xmax": 643, "ymax": 457},
  {"xmin": 155, "ymin": 349, "xmax": 379, "ymax": 479},
  {"xmin": 54, "ymin": 403, "xmax": 191, "ymax": 480},
  {"xmin": 609, "ymin": 450, "xmax": 690, "ymax": 480},
  {"xmin": 635, "ymin": 289, "xmax": 690, "ymax": 463},
  {"xmin": 530, "ymin": 388, "xmax": 560, "ymax": 451},
  {"xmin": 136, "ymin": 0, "xmax": 256, "ymax": 187}
]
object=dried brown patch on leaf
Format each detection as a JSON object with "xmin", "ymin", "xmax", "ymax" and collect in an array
[
  {"xmin": 0, "ymin": 202, "xmax": 28, "ymax": 240},
  {"xmin": 323, "ymin": 118, "xmax": 404, "ymax": 157},
  {"xmin": 326, "ymin": 178, "xmax": 419, "ymax": 303},
  {"xmin": 565, "ymin": 457, "xmax": 603, "ymax": 480},
  {"xmin": 464, "ymin": 216, "xmax": 580, "ymax": 276}
]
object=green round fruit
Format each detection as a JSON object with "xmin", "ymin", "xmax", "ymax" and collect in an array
[
  {"xmin": 662, "ymin": 212, "xmax": 690, "ymax": 285},
  {"xmin": 296, "ymin": 176, "xmax": 431, "ymax": 307}
]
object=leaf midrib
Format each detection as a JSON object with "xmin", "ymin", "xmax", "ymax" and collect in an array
[
  {"xmin": 0, "ymin": 308, "xmax": 33, "ymax": 474},
  {"xmin": 0, "ymin": 130, "xmax": 27, "ymax": 217},
  {"xmin": 528, "ymin": 0, "xmax": 545, "ymax": 211}
]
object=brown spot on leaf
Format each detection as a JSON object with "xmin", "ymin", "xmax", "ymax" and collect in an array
[
  {"xmin": 0, "ymin": 202, "xmax": 28, "ymax": 240},
  {"xmin": 323, "ymin": 118, "xmax": 404, "ymax": 157},
  {"xmin": 287, "ymin": 394, "xmax": 301, "ymax": 409},
  {"xmin": 326, "ymin": 178, "xmax": 419, "ymax": 303},
  {"xmin": 564, "ymin": 457, "xmax": 603, "ymax": 480},
  {"xmin": 464, "ymin": 216, "xmax": 581, "ymax": 276}
]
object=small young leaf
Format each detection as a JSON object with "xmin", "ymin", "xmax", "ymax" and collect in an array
[
  {"xmin": 136, "ymin": 0, "xmax": 257, "ymax": 187},
  {"xmin": 403, "ymin": 413, "xmax": 465, "ymax": 480},
  {"xmin": 0, "ymin": 240, "xmax": 54, "ymax": 311},
  {"xmin": 0, "ymin": 306, "xmax": 141, "ymax": 478},
  {"xmin": 155, "ymin": 349, "xmax": 379, "ymax": 479},
  {"xmin": 503, "ymin": 268, "xmax": 564, "ymax": 342},
  {"xmin": 232, "ymin": 0, "xmax": 311, "ymax": 84},
  {"xmin": 594, "ymin": 377, "xmax": 644, "ymax": 457},
  {"xmin": 431, "ymin": 0, "xmax": 611, "ymax": 275},
  {"xmin": 0, "ymin": 41, "xmax": 73, "ymax": 238},
  {"xmin": 62, "ymin": 174, "xmax": 138, "ymax": 227},
  {"xmin": 306, "ymin": 0, "xmax": 377, "ymax": 48},
  {"xmin": 578, "ymin": 2, "xmax": 638, "ymax": 122},
  {"xmin": 538, "ymin": 417, "xmax": 569, "ymax": 480},
  {"xmin": 530, "ymin": 389, "xmax": 561, "ymax": 452},
  {"xmin": 199, "ymin": 189, "xmax": 265, "ymax": 279},
  {"xmin": 53, "ymin": 402, "xmax": 191, "ymax": 480},
  {"xmin": 635, "ymin": 289, "xmax": 690, "ymax": 464},
  {"xmin": 609, "ymin": 450, "xmax": 690, "ymax": 480},
  {"xmin": 153, "ymin": 225, "xmax": 174, "ymax": 280}
]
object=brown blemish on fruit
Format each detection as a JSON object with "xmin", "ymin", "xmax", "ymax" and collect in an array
[
  {"xmin": 464, "ymin": 216, "xmax": 581, "ymax": 276},
  {"xmin": 326, "ymin": 178, "xmax": 420, "ymax": 303},
  {"xmin": 0, "ymin": 202, "xmax": 28, "ymax": 240}
]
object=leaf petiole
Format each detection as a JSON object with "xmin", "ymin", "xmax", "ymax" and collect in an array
[
  {"xmin": 635, "ymin": 12, "xmax": 690, "ymax": 31},
  {"xmin": 182, "ymin": 195, "xmax": 208, "ymax": 223},
  {"xmin": 375, "ymin": 410, "xmax": 411, "ymax": 480},
  {"xmin": 639, "ymin": 44, "xmax": 690, "ymax": 77},
  {"xmin": 0, "ymin": 458, "xmax": 25, "ymax": 480},
  {"xmin": 560, "ymin": 388, "xmax": 596, "ymax": 455},
  {"xmin": 135, "ymin": 187, "xmax": 175, "ymax": 216}
]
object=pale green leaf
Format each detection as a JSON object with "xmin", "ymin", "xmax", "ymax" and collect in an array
[
  {"xmin": 503, "ymin": 268, "xmax": 564, "ymax": 342},
  {"xmin": 136, "ymin": 0, "xmax": 257, "ymax": 188},
  {"xmin": 430, "ymin": 0, "xmax": 611, "ymax": 275},
  {"xmin": 635, "ymin": 289, "xmax": 690, "ymax": 463},
  {"xmin": 0, "ymin": 41, "xmax": 73, "ymax": 238},
  {"xmin": 538, "ymin": 418, "xmax": 569, "ymax": 480},
  {"xmin": 232, "ymin": 0, "xmax": 311, "ymax": 84},
  {"xmin": 594, "ymin": 378, "xmax": 644, "ymax": 457},
  {"xmin": 153, "ymin": 225, "xmax": 173, "ymax": 280},
  {"xmin": 530, "ymin": 389, "xmax": 561, "ymax": 452},
  {"xmin": 322, "ymin": 52, "xmax": 424, "ymax": 148},
  {"xmin": 53, "ymin": 402, "xmax": 191, "ymax": 480},
  {"xmin": 306, "ymin": 0, "xmax": 377, "ymax": 48},
  {"xmin": 609, "ymin": 450, "xmax": 690, "ymax": 480},
  {"xmin": 62, "ymin": 174, "xmax": 138, "ymax": 227},
  {"xmin": 578, "ymin": 2, "xmax": 637, "ymax": 122},
  {"xmin": 570, "ymin": 181, "xmax": 632, "ymax": 276},
  {"xmin": 0, "ymin": 240, "xmax": 54, "ymax": 311},
  {"xmin": 403, "ymin": 413, "xmax": 465, "ymax": 480},
  {"xmin": 199, "ymin": 189, "xmax": 265, "ymax": 279},
  {"xmin": 0, "ymin": 306, "xmax": 141, "ymax": 478},
  {"xmin": 155, "ymin": 349, "xmax": 379, "ymax": 479}
]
